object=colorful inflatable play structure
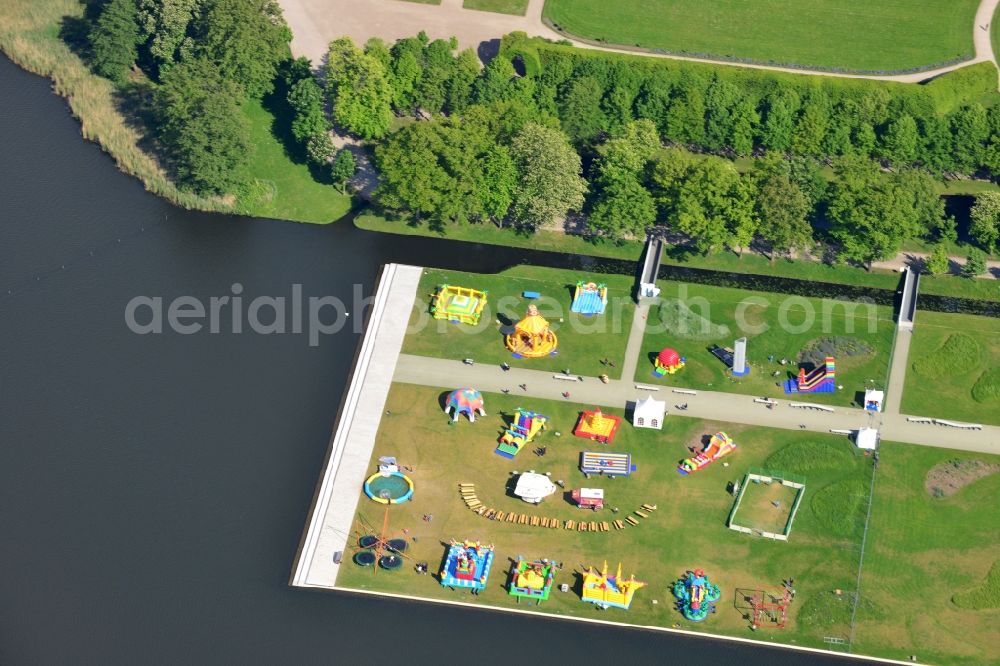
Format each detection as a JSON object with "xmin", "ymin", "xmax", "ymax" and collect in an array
[
  {"xmin": 570, "ymin": 281, "xmax": 608, "ymax": 315},
  {"xmin": 581, "ymin": 451, "xmax": 635, "ymax": 477},
  {"xmin": 653, "ymin": 347, "xmax": 685, "ymax": 377},
  {"xmin": 784, "ymin": 356, "xmax": 836, "ymax": 394},
  {"xmin": 440, "ymin": 540, "xmax": 495, "ymax": 592},
  {"xmin": 673, "ymin": 569, "xmax": 721, "ymax": 621},
  {"xmin": 581, "ymin": 561, "xmax": 646, "ymax": 610},
  {"xmin": 508, "ymin": 557, "xmax": 556, "ymax": 604},
  {"xmin": 430, "ymin": 285, "xmax": 487, "ymax": 325},
  {"xmin": 444, "ymin": 388, "xmax": 486, "ymax": 422},
  {"xmin": 496, "ymin": 408, "xmax": 548, "ymax": 458},
  {"xmin": 573, "ymin": 408, "xmax": 621, "ymax": 444},
  {"xmin": 678, "ymin": 432, "xmax": 736, "ymax": 475},
  {"xmin": 505, "ymin": 304, "xmax": 558, "ymax": 358}
]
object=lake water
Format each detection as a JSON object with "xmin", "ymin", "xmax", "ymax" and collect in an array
[{"xmin": 0, "ymin": 54, "xmax": 866, "ymax": 665}]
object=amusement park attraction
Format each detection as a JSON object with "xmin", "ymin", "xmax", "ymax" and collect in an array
[
  {"xmin": 784, "ymin": 356, "xmax": 836, "ymax": 394},
  {"xmin": 363, "ymin": 456, "xmax": 414, "ymax": 504},
  {"xmin": 505, "ymin": 304, "xmax": 558, "ymax": 358},
  {"xmin": 508, "ymin": 557, "xmax": 557, "ymax": 604},
  {"xmin": 653, "ymin": 347, "xmax": 685, "ymax": 377},
  {"xmin": 430, "ymin": 285, "xmax": 487, "ymax": 325},
  {"xmin": 580, "ymin": 561, "xmax": 646, "ymax": 610},
  {"xmin": 678, "ymin": 432, "xmax": 736, "ymax": 475},
  {"xmin": 570, "ymin": 281, "xmax": 608, "ymax": 316},
  {"xmin": 573, "ymin": 408, "xmax": 621, "ymax": 444},
  {"xmin": 440, "ymin": 540, "xmax": 495, "ymax": 592},
  {"xmin": 496, "ymin": 408, "xmax": 548, "ymax": 458},
  {"xmin": 444, "ymin": 388, "xmax": 486, "ymax": 423},
  {"xmin": 673, "ymin": 569, "xmax": 722, "ymax": 621},
  {"xmin": 350, "ymin": 506, "xmax": 410, "ymax": 572}
]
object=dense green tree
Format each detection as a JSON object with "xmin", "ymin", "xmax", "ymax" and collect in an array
[
  {"xmin": 509, "ymin": 123, "xmax": 587, "ymax": 228},
  {"xmin": 138, "ymin": 0, "xmax": 200, "ymax": 70},
  {"xmin": 852, "ymin": 121, "xmax": 877, "ymax": 158},
  {"xmin": 822, "ymin": 101, "xmax": 856, "ymax": 156},
  {"xmin": 374, "ymin": 122, "xmax": 448, "ymax": 220},
  {"xmin": 664, "ymin": 75, "xmax": 705, "ymax": 145},
  {"xmin": 593, "ymin": 119, "xmax": 659, "ymax": 187},
  {"xmin": 588, "ymin": 178, "xmax": 656, "ymax": 240},
  {"xmin": 760, "ymin": 89, "xmax": 797, "ymax": 152},
  {"xmin": 446, "ymin": 49, "xmax": 481, "ymax": 114},
  {"xmin": 703, "ymin": 78, "xmax": 740, "ymax": 151},
  {"xmin": 477, "ymin": 146, "xmax": 518, "ymax": 223},
  {"xmin": 664, "ymin": 158, "xmax": 752, "ymax": 254},
  {"xmin": 331, "ymin": 148, "xmax": 356, "ymax": 194},
  {"xmin": 726, "ymin": 177, "xmax": 759, "ymax": 255},
  {"xmin": 390, "ymin": 50, "xmax": 422, "ymax": 112},
  {"xmin": 792, "ymin": 92, "xmax": 830, "ymax": 156},
  {"xmin": 603, "ymin": 84, "xmax": 637, "ymax": 135},
  {"xmin": 920, "ymin": 115, "xmax": 956, "ymax": 173},
  {"xmin": 970, "ymin": 192, "xmax": 1000, "ymax": 250},
  {"xmin": 287, "ymin": 77, "xmax": 329, "ymax": 145},
  {"xmin": 634, "ymin": 70, "xmax": 673, "ymax": 135},
  {"xmin": 155, "ymin": 57, "xmax": 250, "ymax": 193},
  {"xmin": 326, "ymin": 37, "xmax": 393, "ymax": 139},
  {"xmin": 950, "ymin": 103, "xmax": 989, "ymax": 172},
  {"xmin": 925, "ymin": 243, "xmax": 950, "ymax": 275},
  {"xmin": 417, "ymin": 38, "xmax": 457, "ymax": 113},
  {"xmin": 90, "ymin": 0, "xmax": 142, "ymax": 84},
  {"xmin": 879, "ymin": 114, "xmax": 919, "ymax": 166},
  {"xmin": 827, "ymin": 158, "xmax": 939, "ymax": 266},
  {"xmin": 963, "ymin": 248, "xmax": 987, "ymax": 277},
  {"xmin": 363, "ymin": 37, "xmax": 391, "ymax": 70},
  {"xmin": 559, "ymin": 76, "xmax": 606, "ymax": 144},
  {"xmin": 197, "ymin": 0, "xmax": 291, "ymax": 97},
  {"xmin": 755, "ymin": 172, "xmax": 813, "ymax": 259},
  {"xmin": 730, "ymin": 99, "xmax": 759, "ymax": 157}
]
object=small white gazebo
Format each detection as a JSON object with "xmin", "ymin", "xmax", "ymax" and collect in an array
[
  {"xmin": 514, "ymin": 472, "xmax": 557, "ymax": 504},
  {"xmin": 856, "ymin": 427, "xmax": 879, "ymax": 450},
  {"xmin": 864, "ymin": 389, "xmax": 885, "ymax": 413},
  {"xmin": 632, "ymin": 395, "xmax": 666, "ymax": 430}
]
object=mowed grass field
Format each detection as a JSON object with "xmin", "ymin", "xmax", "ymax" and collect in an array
[
  {"xmin": 463, "ymin": 0, "xmax": 529, "ymax": 16},
  {"xmin": 403, "ymin": 267, "xmax": 637, "ymax": 379},
  {"xmin": 542, "ymin": 0, "xmax": 977, "ymax": 71},
  {"xmin": 336, "ymin": 384, "xmax": 875, "ymax": 649},
  {"xmin": 239, "ymin": 101, "xmax": 352, "ymax": 224},
  {"xmin": 635, "ymin": 281, "xmax": 896, "ymax": 407},
  {"xmin": 854, "ymin": 442, "xmax": 1000, "ymax": 665},
  {"xmin": 901, "ymin": 311, "xmax": 1000, "ymax": 425}
]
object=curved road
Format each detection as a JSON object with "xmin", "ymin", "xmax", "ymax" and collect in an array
[{"xmin": 281, "ymin": 0, "xmax": 999, "ymax": 84}]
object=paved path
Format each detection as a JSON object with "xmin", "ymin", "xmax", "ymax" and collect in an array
[
  {"xmin": 394, "ymin": 353, "xmax": 1000, "ymax": 454},
  {"xmin": 883, "ymin": 326, "xmax": 912, "ymax": 417},
  {"xmin": 292, "ymin": 264, "xmax": 423, "ymax": 588},
  {"xmin": 619, "ymin": 302, "xmax": 649, "ymax": 383},
  {"xmin": 280, "ymin": 0, "xmax": 1000, "ymax": 84}
]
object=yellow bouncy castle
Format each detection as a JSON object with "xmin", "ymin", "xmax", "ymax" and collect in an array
[
  {"xmin": 581, "ymin": 561, "xmax": 645, "ymax": 610},
  {"xmin": 505, "ymin": 304, "xmax": 558, "ymax": 358}
]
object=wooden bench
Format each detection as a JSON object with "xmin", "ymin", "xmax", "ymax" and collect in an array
[
  {"xmin": 589, "ymin": 521, "xmax": 598, "ymax": 531},
  {"xmin": 613, "ymin": 520, "xmax": 625, "ymax": 530},
  {"xmin": 485, "ymin": 509, "xmax": 496, "ymax": 519},
  {"xmin": 641, "ymin": 503, "xmax": 658, "ymax": 512},
  {"xmin": 635, "ymin": 510, "xmax": 649, "ymax": 519},
  {"xmin": 475, "ymin": 506, "xmax": 487, "ymax": 515},
  {"xmin": 565, "ymin": 520, "xmax": 576, "ymax": 530},
  {"xmin": 518, "ymin": 514, "xmax": 527, "ymax": 525},
  {"xmin": 495, "ymin": 511, "xmax": 505, "ymax": 521},
  {"xmin": 467, "ymin": 500, "xmax": 482, "ymax": 509},
  {"xmin": 459, "ymin": 483, "xmax": 475, "ymax": 489},
  {"xmin": 600, "ymin": 521, "xmax": 610, "ymax": 532},
  {"xmin": 531, "ymin": 516, "xmax": 540, "ymax": 527},
  {"xmin": 507, "ymin": 512, "xmax": 517, "ymax": 523},
  {"xmin": 626, "ymin": 516, "xmax": 639, "ymax": 526},
  {"xmin": 551, "ymin": 518, "xmax": 559, "ymax": 529},
  {"xmin": 579, "ymin": 522, "xmax": 588, "ymax": 532},
  {"xmin": 540, "ymin": 517, "xmax": 549, "ymax": 528}
]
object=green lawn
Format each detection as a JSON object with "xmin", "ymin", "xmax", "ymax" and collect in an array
[
  {"xmin": 542, "ymin": 0, "xmax": 978, "ymax": 72},
  {"xmin": 854, "ymin": 442, "xmax": 1000, "ymax": 665},
  {"xmin": 634, "ymin": 281, "xmax": 896, "ymax": 406},
  {"xmin": 238, "ymin": 100, "xmax": 352, "ymax": 224},
  {"xmin": 337, "ymin": 383, "xmax": 874, "ymax": 650},
  {"xmin": 463, "ymin": 0, "xmax": 529, "ymax": 15},
  {"xmin": 402, "ymin": 267, "xmax": 637, "ymax": 379},
  {"xmin": 901, "ymin": 311, "xmax": 1000, "ymax": 424}
]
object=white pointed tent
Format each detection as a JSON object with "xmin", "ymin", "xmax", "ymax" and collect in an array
[{"xmin": 632, "ymin": 395, "xmax": 666, "ymax": 430}]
